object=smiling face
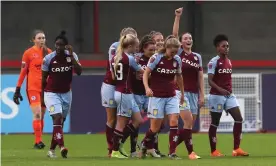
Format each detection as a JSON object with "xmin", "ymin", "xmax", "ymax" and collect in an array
[
  {"xmin": 181, "ymin": 33, "xmax": 193, "ymax": 50},
  {"xmin": 153, "ymin": 34, "xmax": 164, "ymax": 51}
]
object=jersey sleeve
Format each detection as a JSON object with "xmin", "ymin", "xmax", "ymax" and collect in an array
[
  {"xmin": 177, "ymin": 48, "xmax": 183, "ymax": 56},
  {"xmin": 108, "ymin": 43, "xmax": 117, "ymax": 71},
  {"xmin": 41, "ymin": 55, "xmax": 51, "ymax": 72},
  {"xmin": 196, "ymin": 53, "xmax": 203, "ymax": 71},
  {"xmin": 110, "ymin": 57, "xmax": 115, "ymax": 72},
  {"xmin": 73, "ymin": 52, "xmax": 81, "ymax": 65},
  {"xmin": 147, "ymin": 54, "xmax": 160, "ymax": 71},
  {"xmin": 175, "ymin": 55, "xmax": 182, "ymax": 74},
  {"xmin": 108, "ymin": 46, "xmax": 117, "ymax": 61},
  {"xmin": 16, "ymin": 51, "xmax": 30, "ymax": 87},
  {"xmin": 207, "ymin": 58, "xmax": 218, "ymax": 74},
  {"xmin": 129, "ymin": 55, "xmax": 142, "ymax": 71}
]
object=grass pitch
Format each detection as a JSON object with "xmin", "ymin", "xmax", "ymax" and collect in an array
[{"xmin": 2, "ymin": 133, "xmax": 276, "ymax": 166}]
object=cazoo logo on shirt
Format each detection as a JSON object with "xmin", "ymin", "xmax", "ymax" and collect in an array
[{"xmin": 51, "ymin": 66, "xmax": 72, "ymax": 72}]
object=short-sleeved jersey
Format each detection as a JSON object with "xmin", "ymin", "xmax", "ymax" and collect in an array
[
  {"xmin": 111, "ymin": 52, "xmax": 142, "ymax": 94},
  {"xmin": 132, "ymin": 53, "xmax": 150, "ymax": 95},
  {"xmin": 17, "ymin": 46, "xmax": 52, "ymax": 91},
  {"xmin": 176, "ymin": 49, "xmax": 203, "ymax": 93},
  {"xmin": 42, "ymin": 51, "xmax": 80, "ymax": 93},
  {"xmin": 147, "ymin": 53, "xmax": 182, "ymax": 98},
  {"xmin": 103, "ymin": 42, "xmax": 119, "ymax": 85},
  {"xmin": 207, "ymin": 55, "xmax": 232, "ymax": 95}
]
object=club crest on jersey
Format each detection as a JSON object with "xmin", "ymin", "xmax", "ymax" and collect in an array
[
  {"xmin": 173, "ymin": 61, "xmax": 177, "ymax": 67},
  {"xmin": 66, "ymin": 57, "xmax": 71, "ymax": 62},
  {"xmin": 208, "ymin": 63, "xmax": 213, "ymax": 69},
  {"xmin": 31, "ymin": 96, "xmax": 36, "ymax": 101},
  {"xmin": 149, "ymin": 57, "xmax": 155, "ymax": 63},
  {"xmin": 33, "ymin": 53, "xmax": 38, "ymax": 58},
  {"xmin": 111, "ymin": 49, "xmax": 116, "ymax": 56}
]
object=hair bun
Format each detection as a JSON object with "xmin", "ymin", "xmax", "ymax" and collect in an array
[{"xmin": 60, "ymin": 30, "xmax": 66, "ymax": 36}]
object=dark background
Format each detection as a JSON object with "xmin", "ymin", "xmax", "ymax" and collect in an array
[{"xmin": 2, "ymin": 1, "xmax": 276, "ymax": 68}]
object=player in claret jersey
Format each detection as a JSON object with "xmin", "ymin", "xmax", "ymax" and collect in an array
[
  {"xmin": 169, "ymin": 7, "xmax": 202, "ymax": 160},
  {"xmin": 140, "ymin": 36, "xmax": 184, "ymax": 159},
  {"xmin": 144, "ymin": 8, "xmax": 183, "ymax": 157},
  {"xmin": 132, "ymin": 35, "xmax": 156, "ymax": 112},
  {"xmin": 13, "ymin": 29, "xmax": 52, "ymax": 149},
  {"xmin": 123, "ymin": 35, "xmax": 156, "ymax": 157},
  {"xmin": 110, "ymin": 34, "xmax": 144, "ymax": 159},
  {"xmin": 101, "ymin": 27, "xmax": 137, "ymax": 157},
  {"xmin": 207, "ymin": 34, "xmax": 248, "ymax": 157},
  {"xmin": 41, "ymin": 31, "xmax": 82, "ymax": 158}
]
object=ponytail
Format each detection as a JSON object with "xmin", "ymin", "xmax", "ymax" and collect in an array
[
  {"xmin": 113, "ymin": 34, "xmax": 138, "ymax": 78},
  {"xmin": 114, "ymin": 35, "xmax": 126, "ymax": 76}
]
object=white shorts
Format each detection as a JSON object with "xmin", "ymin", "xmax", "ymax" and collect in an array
[
  {"xmin": 101, "ymin": 82, "xmax": 117, "ymax": 108},
  {"xmin": 114, "ymin": 91, "xmax": 140, "ymax": 118},
  {"xmin": 44, "ymin": 91, "xmax": 72, "ymax": 117},
  {"xmin": 208, "ymin": 94, "xmax": 239, "ymax": 113}
]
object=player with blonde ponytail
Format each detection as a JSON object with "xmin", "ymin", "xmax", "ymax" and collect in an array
[
  {"xmin": 113, "ymin": 36, "xmax": 125, "ymax": 79},
  {"xmin": 101, "ymin": 28, "xmax": 137, "ymax": 157},
  {"xmin": 109, "ymin": 34, "xmax": 145, "ymax": 159}
]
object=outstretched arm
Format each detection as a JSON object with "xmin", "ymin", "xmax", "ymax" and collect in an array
[{"xmin": 172, "ymin": 7, "xmax": 183, "ymax": 38}]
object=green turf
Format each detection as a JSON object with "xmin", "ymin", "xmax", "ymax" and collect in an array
[{"xmin": 1, "ymin": 133, "xmax": 276, "ymax": 166}]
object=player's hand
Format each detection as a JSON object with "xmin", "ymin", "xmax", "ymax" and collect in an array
[
  {"xmin": 218, "ymin": 88, "xmax": 231, "ymax": 96},
  {"xmin": 13, "ymin": 87, "xmax": 23, "ymax": 105},
  {"xmin": 145, "ymin": 87, "xmax": 153, "ymax": 97},
  {"xmin": 198, "ymin": 95, "xmax": 204, "ymax": 108},
  {"xmin": 65, "ymin": 45, "xmax": 73, "ymax": 55},
  {"xmin": 175, "ymin": 7, "xmax": 183, "ymax": 16}
]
